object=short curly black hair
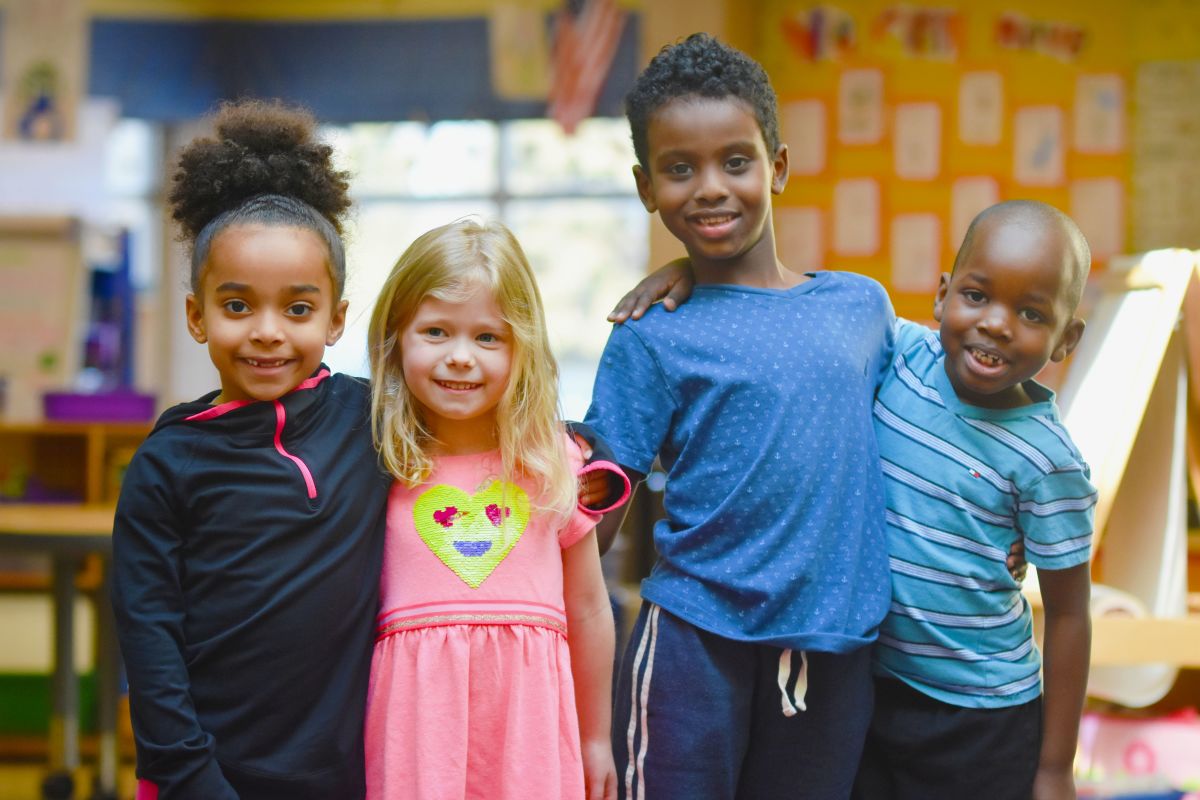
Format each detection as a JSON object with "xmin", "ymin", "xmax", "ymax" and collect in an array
[
  {"xmin": 168, "ymin": 98, "xmax": 352, "ymax": 297},
  {"xmin": 626, "ymin": 33, "xmax": 780, "ymax": 169}
]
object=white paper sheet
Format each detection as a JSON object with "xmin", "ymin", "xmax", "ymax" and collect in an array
[
  {"xmin": 950, "ymin": 176, "xmax": 1000, "ymax": 251},
  {"xmin": 890, "ymin": 213, "xmax": 941, "ymax": 292},
  {"xmin": 894, "ymin": 103, "xmax": 941, "ymax": 180},
  {"xmin": 958, "ymin": 71, "xmax": 1003, "ymax": 146},
  {"xmin": 781, "ymin": 100, "xmax": 826, "ymax": 175},
  {"xmin": 838, "ymin": 69, "xmax": 884, "ymax": 145},
  {"xmin": 1013, "ymin": 105, "xmax": 1064, "ymax": 186},
  {"xmin": 832, "ymin": 178, "xmax": 880, "ymax": 255}
]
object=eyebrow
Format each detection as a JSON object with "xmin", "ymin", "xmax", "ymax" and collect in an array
[{"xmin": 214, "ymin": 282, "xmax": 321, "ymax": 294}]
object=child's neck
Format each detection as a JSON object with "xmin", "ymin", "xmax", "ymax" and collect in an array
[
  {"xmin": 690, "ymin": 231, "xmax": 807, "ymax": 289},
  {"xmin": 428, "ymin": 415, "xmax": 500, "ymax": 456}
]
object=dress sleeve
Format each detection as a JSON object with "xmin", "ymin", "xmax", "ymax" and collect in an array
[
  {"xmin": 563, "ymin": 420, "xmax": 632, "ymax": 514},
  {"xmin": 557, "ymin": 436, "xmax": 612, "ymax": 549},
  {"xmin": 111, "ymin": 444, "xmax": 239, "ymax": 800},
  {"xmin": 1019, "ymin": 465, "xmax": 1098, "ymax": 571}
]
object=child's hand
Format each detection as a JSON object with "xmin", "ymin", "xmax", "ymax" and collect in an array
[
  {"xmin": 607, "ymin": 258, "xmax": 694, "ymax": 323},
  {"xmin": 580, "ymin": 736, "xmax": 617, "ymax": 800},
  {"xmin": 1007, "ymin": 538, "xmax": 1028, "ymax": 583},
  {"xmin": 578, "ymin": 468, "xmax": 610, "ymax": 508},
  {"xmin": 1032, "ymin": 764, "xmax": 1075, "ymax": 800}
]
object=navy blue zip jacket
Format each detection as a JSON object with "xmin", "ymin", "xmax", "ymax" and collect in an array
[{"xmin": 111, "ymin": 368, "xmax": 390, "ymax": 799}]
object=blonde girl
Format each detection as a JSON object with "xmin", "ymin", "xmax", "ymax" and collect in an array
[{"xmin": 364, "ymin": 219, "xmax": 625, "ymax": 800}]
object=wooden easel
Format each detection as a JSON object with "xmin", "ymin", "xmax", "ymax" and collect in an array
[{"xmin": 1046, "ymin": 250, "xmax": 1200, "ymax": 697}]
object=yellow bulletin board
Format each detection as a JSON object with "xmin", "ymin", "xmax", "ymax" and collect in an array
[
  {"xmin": 753, "ymin": 0, "xmax": 1136, "ymax": 322},
  {"xmin": 0, "ymin": 217, "xmax": 84, "ymax": 421}
]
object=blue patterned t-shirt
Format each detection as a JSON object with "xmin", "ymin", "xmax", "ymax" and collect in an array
[{"xmin": 585, "ymin": 271, "xmax": 895, "ymax": 651}]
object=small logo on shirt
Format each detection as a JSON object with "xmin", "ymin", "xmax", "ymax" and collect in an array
[{"xmin": 968, "ymin": 468, "xmax": 981, "ymax": 478}]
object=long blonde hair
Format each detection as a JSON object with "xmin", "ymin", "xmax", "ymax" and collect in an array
[{"xmin": 368, "ymin": 219, "xmax": 574, "ymax": 519}]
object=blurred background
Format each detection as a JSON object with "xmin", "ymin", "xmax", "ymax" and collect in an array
[{"xmin": 2, "ymin": 0, "xmax": 1200, "ymax": 798}]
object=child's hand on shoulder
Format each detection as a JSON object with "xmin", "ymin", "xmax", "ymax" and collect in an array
[
  {"xmin": 608, "ymin": 258, "xmax": 694, "ymax": 323},
  {"xmin": 580, "ymin": 735, "xmax": 617, "ymax": 800}
]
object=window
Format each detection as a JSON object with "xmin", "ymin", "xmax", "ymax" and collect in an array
[{"xmin": 322, "ymin": 117, "xmax": 648, "ymax": 419}]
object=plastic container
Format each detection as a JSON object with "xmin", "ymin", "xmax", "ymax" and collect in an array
[{"xmin": 42, "ymin": 390, "xmax": 155, "ymax": 422}]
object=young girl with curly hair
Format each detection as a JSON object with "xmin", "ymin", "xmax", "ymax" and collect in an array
[
  {"xmin": 363, "ymin": 219, "xmax": 626, "ymax": 800},
  {"xmin": 111, "ymin": 98, "xmax": 390, "ymax": 800}
]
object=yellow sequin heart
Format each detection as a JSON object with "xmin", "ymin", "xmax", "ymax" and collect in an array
[{"xmin": 413, "ymin": 481, "xmax": 530, "ymax": 588}]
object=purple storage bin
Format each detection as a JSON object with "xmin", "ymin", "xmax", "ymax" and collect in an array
[{"xmin": 43, "ymin": 390, "xmax": 156, "ymax": 422}]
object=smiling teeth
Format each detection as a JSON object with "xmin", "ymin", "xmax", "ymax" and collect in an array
[
  {"xmin": 970, "ymin": 348, "xmax": 1003, "ymax": 366},
  {"xmin": 246, "ymin": 358, "xmax": 287, "ymax": 367},
  {"xmin": 698, "ymin": 215, "xmax": 733, "ymax": 225},
  {"xmin": 438, "ymin": 381, "xmax": 478, "ymax": 390}
]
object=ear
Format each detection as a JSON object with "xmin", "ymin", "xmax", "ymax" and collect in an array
[
  {"xmin": 633, "ymin": 165, "xmax": 657, "ymax": 213},
  {"xmin": 326, "ymin": 298, "xmax": 349, "ymax": 346},
  {"xmin": 1050, "ymin": 318, "xmax": 1085, "ymax": 363},
  {"xmin": 770, "ymin": 143, "xmax": 789, "ymax": 195},
  {"xmin": 185, "ymin": 293, "xmax": 208, "ymax": 344},
  {"xmin": 932, "ymin": 273, "xmax": 952, "ymax": 323}
]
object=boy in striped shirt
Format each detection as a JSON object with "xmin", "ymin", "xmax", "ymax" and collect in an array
[{"xmin": 854, "ymin": 200, "xmax": 1096, "ymax": 800}]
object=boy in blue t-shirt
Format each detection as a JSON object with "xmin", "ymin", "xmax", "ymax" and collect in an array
[
  {"xmin": 620, "ymin": 200, "xmax": 1095, "ymax": 800},
  {"xmin": 584, "ymin": 33, "xmax": 896, "ymax": 799},
  {"xmin": 854, "ymin": 200, "xmax": 1095, "ymax": 800}
]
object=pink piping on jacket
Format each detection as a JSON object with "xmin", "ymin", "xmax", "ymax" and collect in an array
[{"xmin": 183, "ymin": 369, "xmax": 330, "ymax": 500}]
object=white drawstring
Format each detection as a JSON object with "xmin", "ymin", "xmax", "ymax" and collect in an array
[{"xmin": 778, "ymin": 648, "xmax": 809, "ymax": 717}]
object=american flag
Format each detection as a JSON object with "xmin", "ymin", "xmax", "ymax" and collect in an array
[{"xmin": 547, "ymin": 0, "xmax": 628, "ymax": 134}]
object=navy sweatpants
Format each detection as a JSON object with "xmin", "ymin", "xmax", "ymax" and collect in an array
[{"xmin": 613, "ymin": 603, "xmax": 875, "ymax": 800}]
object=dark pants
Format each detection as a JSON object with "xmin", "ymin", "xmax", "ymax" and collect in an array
[
  {"xmin": 852, "ymin": 677, "xmax": 1042, "ymax": 800},
  {"xmin": 613, "ymin": 603, "xmax": 875, "ymax": 800}
]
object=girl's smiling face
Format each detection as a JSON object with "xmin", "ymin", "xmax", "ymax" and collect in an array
[
  {"xmin": 186, "ymin": 224, "xmax": 347, "ymax": 404},
  {"xmin": 400, "ymin": 287, "xmax": 513, "ymax": 453}
]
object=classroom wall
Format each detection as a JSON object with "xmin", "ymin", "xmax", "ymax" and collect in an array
[{"xmin": 726, "ymin": 0, "xmax": 1148, "ymax": 322}]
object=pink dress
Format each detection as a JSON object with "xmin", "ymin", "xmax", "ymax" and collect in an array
[{"xmin": 364, "ymin": 443, "xmax": 597, "ymax": 800}]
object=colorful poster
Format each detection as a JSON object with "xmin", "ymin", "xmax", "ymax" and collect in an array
[
  {"xmin": 1, "ymin": 0, "xmax": 87, "ymax": 142},
  {"xmin": 833, "ymin": 178, "xmax": 880, "ymax": 255},
  {"xmin": 958, "ymin": 71, "xmax": 1003, "ymax": 146},
  {"xmin": 951, "ymin": 177, "xmax": 1000, "ymax": 250},
  {"xmin": 894, "ymin": 102, "xmax": 941, "ymax": 180},
  {"xmin": 775, "ymin": 207, "xmax": 824, "ymax": 272},
  {"xmin": 1013, "ymin": 106, "xmax": 1065, "ymax": 186},
  {"xmin": 838, "ymin": 69, "xmax": 884, "ymax": 145},
  {"xmin": 781, "ymin": 100, "xmax": 827, "ymax": 175},
  {"xmin": 891, "ymin": 213, "xmax": 941, "ymax": 292},
  {"xmin": 1075, "ymin": 74, "xmax": 1125, "ymax": 154}
]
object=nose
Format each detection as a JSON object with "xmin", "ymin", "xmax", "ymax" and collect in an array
[
  {"xmin": 250, "ymin": 312, "xmax": 285, "ymax": 345},
  {"xmin": 977, "ymin": 306, "xmax": 1012, "ymax": 340},
  {"xmin": 445, "ymin": 339, "xmax": 475, "ymax": 367},
  {"xmin": 695, "ymin": 164, "xmax": 728, "ymax": 203}
]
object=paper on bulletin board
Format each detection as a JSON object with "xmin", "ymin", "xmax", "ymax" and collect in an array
[
  {"xmin": 890, "ymin": 214, "xmax": 941, "ymax": 293},
  {"xmin": 894, "ymin": 103, "xmax": 941, "ymax": 180},
  {"xmin": 1074, "ymin": 74, "xmax": 1125, "ymax": 155},
  {"xmin": 1013, "ymin": 106, "xmax": 1064, "ymax": 186},
  {"xmin": 775, "ymin": 206, "xmax": 823, "ymax": 272},
  {"xmin": 958, "ymin": 71, "xmax": 1003, "ymax": 146},
  {"xmin": 781, "ymin": 100, "xmax": 826, "ymax": 175},
  {"xmin": 838, "ymin": 69, "xmax": 884, "ymax": 145},
  {"xmin": 950, "ymin": 176, "xmax": 999, "ymax": 250},
  {"xmin": 833, "ymin": 179, "xmax": 880, "ymax": 256},
  {"xmin": 0, "ymin": 217, "xmax": 84, "ymax": 420},
  {"xmin": 1070, "ymin": 178, "xmax": 1125, "ymax": 261},
  {"xmin": 488, "ymin": 3, "xmax": 551, "ymax": 99},
  {"xmin": 1, "ymin": 0, "xmax": 87, "ymax": 141}
]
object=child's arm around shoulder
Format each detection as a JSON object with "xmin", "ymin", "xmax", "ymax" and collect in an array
[{"xmin": 111, "ymin": 438, "xmax": 240, "ymax": 799}]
